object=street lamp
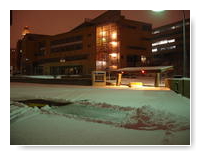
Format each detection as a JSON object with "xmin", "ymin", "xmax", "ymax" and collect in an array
[
  {"xmin": 182, "ymin": 10, "xmax": 187, "ymax": 77},
  {"xmin": 152, "ymin": 10, "xmax": 187, "ymax": 77}
]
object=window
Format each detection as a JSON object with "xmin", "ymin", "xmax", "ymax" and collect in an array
[
  {"xmin": 128, "ymin": 46, "xmax": 146, "ymax": 50},
  {"xmin": 152, "ymin": 39, "xmax": 175, "ymax": 46},
  {"xmin": 50, "ymin": 35, "xmax": 83, "ymax": 46},
  {"xmin": 152, "ymin": 48, "xmax": 158, "ymax": 52},
  {"xmin": 142, "ymin": 25, "xmax": 151, "ymax": 31},
  {"xmin": 51, "ymin": 43, "xmax": 83, "ymax": 53},
  {"xmin": 152, "ymin": 30, "xmax": 160, "ymax": 34},
  {"xmin": 50, "ymin": 65, "xmax": 83, "ymax": 75},
  {"xmin": 127, "ymin": 25, "xmax": 137, "ymax": 29}
]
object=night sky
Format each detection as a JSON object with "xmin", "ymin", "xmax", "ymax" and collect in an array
[{"xmin": 10, "ymin": 10, "xmax": 190, "ymax": 48}]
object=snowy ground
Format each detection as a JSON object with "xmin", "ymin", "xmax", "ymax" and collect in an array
[{"xmin": 10, "ymin": 82, "xmax": 190, "ymax": 145}]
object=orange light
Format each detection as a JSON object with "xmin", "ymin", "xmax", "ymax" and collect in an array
[
  {"xmin": 110, "ymin": 41, "xmax": 118, "ymax": 47},
  {"xmin": 111, "ymin": 32, "xmax": 117, "ymax": 39},
  {"xmin": 100, "ymin": 31, "xmax": 106, "ymax": 36},
  {"xmin": 110, "ymin": 65, "xmax": 118, "ymax": 69},
  {"xmin": 102, "ymin": 38, "xmax": 106, "ymax": 42},
  {"xmin": 109, "ymin": 53, "xmax": 117, "ymax": 58}
]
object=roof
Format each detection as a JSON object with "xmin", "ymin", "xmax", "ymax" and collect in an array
[{"xmin": 115, "ymin": 66, "xmax": 173, "ymax": 73}]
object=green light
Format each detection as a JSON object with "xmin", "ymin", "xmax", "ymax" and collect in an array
[{"xmin": 152, "ymin": 10, "xmax": 165, "ymax": 12}]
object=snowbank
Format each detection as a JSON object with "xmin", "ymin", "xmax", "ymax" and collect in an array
[{"xmin": 10, "ymin": 82, "xmax": 190, "ymax": 145}]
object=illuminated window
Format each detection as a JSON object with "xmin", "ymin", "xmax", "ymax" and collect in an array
[
  {"xmin": 168, "ymin": 45, "xmax": 176, "ymax": 49},
  {"xmin": 109, "ymin": 65, "xmax": 117, "ymax": 69},
  {"xmin": 102, "ymin": 38, "xmax": 106, "ymax": 42},
  {"xmin": 152, "ymin": 48, "xmax": 158, "ymax": 52},
  {"xmin": 171, "ymin": 26, "xmax": 176, "ymax": 29},
  {"xmin": 96, "ymin": 61, "xmax": 107, "ymax": 67},
  {"xmin": 100, "ymin": 31, "xmax": 106, "ymax": 36},
  {"xmin": 110, "ymin": 41, "xmax": 118, "ymax": 47},
  {"xmin": 111, "ymin": 32, "xmax": 117, "ymax": 39},
  {"xmin": 152, "ymin": 39, "xmax": 175, "ymax": 46},
  {"xmin": 96, "ymin": 23, "xmax": 119, "ymax": 71},
  {"xmin": 141, "ymin": 55, "xmax": 146, "ymax": 63},
  {"xmin": 168, "ymin": 39, "xmax": 175, "ymax": 43},
  {"xmin": 152, "ymin": 30, "xmax": 160, "ymax": 34},
  {"xmin": 109, "ymin": 53, "xmax": 117, "ymax": 58}
]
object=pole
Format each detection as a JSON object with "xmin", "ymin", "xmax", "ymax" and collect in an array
[
  {"xmin": 182, "ymin": 10, "xmax": 187, "ymax": 77},
  {"xmin": 154, "ymin": 72, "xmax": 161, "ymax": 87}
]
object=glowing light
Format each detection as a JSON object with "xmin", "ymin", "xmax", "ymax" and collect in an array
[
  {"xmin": 152, "ymin": 39, "xmax": 175, "ymax": 46},
  {"xmin": 100, "ymin": 31, "xmax": 106, "ymax": 36},
  {"xmin": 96, "ymin": 61, "xmax": 107, "ymax": 67},
  {"xmin": 152, "ymin": 10, "xmax": 164, "ymax": 12},
  {"xmin": 152, "ymin": 48, "xmax": 158, "ymax": 52},
  {"xmin": 110, "ymin": 41, "xmax": 118, "ymax": 47},
  {"xmin": 141, "ymin": 70, "xmax": 146, "ymax": 74},
  {"xmin": 110, "ymin": 65, "xmax": 118, "ymax": 69},
  {"xmin": 129, "ymin": 82, "xmax": 143, "ymax": 88},
  {"xmin": 109, "ymin": 53, "xmax": 118, "ymax": 58},
  {"xmin": 141, "ymin": 55, "xmax": 146, "ymax": 63},
  {"xmin": 60, "ymin": 59, "xmax": 66, "ymax": 63},
  {"xmin": 152, "ymin": 30, "xmax": 160, "ymax": 34},
  {"xmin": 102, "ymin": 38, "xmax": 106, "ymax": 42},
  {"xmin": 111, "ymin": 32, "xmax": 117, "ymax": 39}
]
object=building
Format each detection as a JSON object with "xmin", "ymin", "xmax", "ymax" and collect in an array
[
  {"xmin": 17, "ymin": 10, "xmax": 152, "ymax": 75},
  {"xmin": 151, "ymin": 18, "xmax": 190, "ymax": 77},
  {"xmin": 10, "ymin": 48, "xmax": 20, "ymax": 75}
]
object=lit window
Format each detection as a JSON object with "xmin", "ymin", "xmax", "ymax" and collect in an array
[
  {"xmin": 110, "ymin": 41, "xmax": 118, "ymax": 47},
  {"xmin": 60, "ymin": 59, "xmax": 66, "ymax": 63},
  {"xmin": 102, "ymin": 38, "xmax": 106, "ymax": 42},
  {"xmin": 152, "ymin": 48, "xmax": 158, "ymax": 52},
  {"xmin": 111, "ymin": 32, "xmax": 117, "ymax": 39},
  {"xmin": 96, "ymin": 61, "xmax": 107, "ymax": 67},
  {"xmin": 171, "ymin": 26, "xmax": 176, "ymax": 29},
  {"xmin": 109, "ymin": 53, "xmax": 118, "ymax": 58},
  {"xmin": 168, "ymin": 45, "xmax": 176, "ymax": 49},
  {"xmin": 109, "ymin": 65, "xmax": 117, "ymax": 69},
  {"xmin": 152, "ymin": 30, "xmax": 160, "ymax": 34},
  {"xmin": 100, "ymin": 31, "xmax": 106, "ymax": 36},
  {"xmin": 168, "ymin": 39, "xmax": 175, "ymax": 43},
  {"xmin": 141, "ymin": 55, "xmax": 146, "ymax": 63},
  {"xmin": 152, "ymin": 39, "xmax": 175, "ymax": 46}
]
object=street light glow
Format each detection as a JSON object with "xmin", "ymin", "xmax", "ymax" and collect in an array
[{"xmin": 152, "ymin": 10, "xmax": 165, "ymax": 12}]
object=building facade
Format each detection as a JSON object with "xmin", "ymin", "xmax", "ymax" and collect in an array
[
  {"xmin": 17, "ymin": 10, "xmax": 152, "ymax": 75},
  {"xmin": 10, "ymin": 48, "xmax": 17, "ymax": 74},
  {"xmin": 151, "ymin": 18, "xmax": 190, "ymax": 77}
]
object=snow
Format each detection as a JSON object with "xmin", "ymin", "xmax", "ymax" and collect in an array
[
  {"xmin": 116, "ymin": 66, "xmax": 173, "ymax": 72},
  {"xmin": 10, "ymin": 82, "xmax": 190, "ymax": 145},
  {"xmin": 18, "ymin": 75, "xmax": 61, "ymax": 79}
]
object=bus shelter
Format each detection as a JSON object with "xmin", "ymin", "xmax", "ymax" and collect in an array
[{"xmin": 115, "ymin": 66, "xmax": 173, "ymax": 87}]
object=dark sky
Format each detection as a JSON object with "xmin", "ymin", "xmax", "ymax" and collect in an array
[{"xmin": 10, "ymin": 10, "xmax": 190, "ymax": 48}]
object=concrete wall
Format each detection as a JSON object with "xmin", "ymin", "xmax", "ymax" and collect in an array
[{"xmin": 165, "ymin": 78, "xmax": 190, "ymax": 98}]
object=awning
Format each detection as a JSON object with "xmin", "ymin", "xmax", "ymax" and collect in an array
[{"xmin": 115, "ymin": 66, "xmax": 173, "ymax": 73}]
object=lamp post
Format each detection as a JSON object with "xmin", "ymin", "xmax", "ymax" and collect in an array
[
  {"xmin": 152, "ymin": 10, "xmax": 187, "ymax": 77},
  {"xmin": 182, "ymin": 10, "xmax": 187, "ymax": 77}
]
